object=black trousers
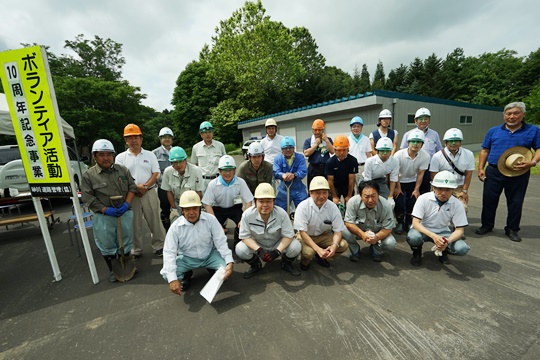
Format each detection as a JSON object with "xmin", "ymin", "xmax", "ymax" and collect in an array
[
  {"xmin": 307, "ymin": 163, "xmax": 326, "ymax": 189},
  {"xmin": 394, "ymin": 182, "xmax": 418, "ymax": 229},
  {"xmin": 212, "ymin": 204, "xmax": 243, "ymax": 244}
]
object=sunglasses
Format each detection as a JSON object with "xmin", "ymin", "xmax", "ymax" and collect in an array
[{"xmin": 409, "ymin": 140, "xmax": 423, "ymax": 145}]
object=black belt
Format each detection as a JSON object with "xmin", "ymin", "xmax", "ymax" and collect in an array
[
  {"xmin": 488, "ymin": 163, "xmax": 498, "ymax": 168},
  {"xmin": 372, "ymin": 177, "xmax": 386, "ymax": 182},
  {"xmin": 358, "ymin": 162, "xmax": 365, "ymax": 166},
  {"xmin": 203, "ymin": 175, "xmax": 218, "ymax": 179}
]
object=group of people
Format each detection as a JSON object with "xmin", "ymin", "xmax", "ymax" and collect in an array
[{"xmin": 81, "ymin": 101, "xmax": 540, "ymax": 293}]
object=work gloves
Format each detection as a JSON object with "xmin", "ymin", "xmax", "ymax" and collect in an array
[
  {"xmin": 104, "ymin": 207, "xmax": 119, "ymax": 217},
  {"xmin": 260, "ymin": 248, "xmax": 282, "ymax": 262},
  {"xmin": 116, "ymin": 202, "xmax": 130, "ymax": 216}
]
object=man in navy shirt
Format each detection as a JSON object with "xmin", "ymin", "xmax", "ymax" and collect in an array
[
  {"xmin": 303, "ymin": 119, "xmax": 334, "ymax": 186},
  {"xmin": 325, "ymin": 135, "xmax": 358, "ymax": 206},
  {"xmin": 476, "ymin": 102, "xmax": 540, "ymax": 242}
]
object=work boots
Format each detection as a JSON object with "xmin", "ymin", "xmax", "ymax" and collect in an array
[
  {"xmin": 102, "ymin": 255, "xmax": 117, "ymax": 283},
  {"xmin": 243, "ymin": 255, "xmax": 262, "ymax": 279},
  {"xmin": 281, "ymin": 255, "xmax": 301, "ymax": 276},
  {"xmin": 410, "ymin": 246, "xmax": 422, "ymax": 267}
]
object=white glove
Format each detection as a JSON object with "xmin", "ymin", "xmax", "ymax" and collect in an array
[
  {"xmin": 431, "ymin": 245, "xmax": 443, "ymax": 257},
  {"xmin": 170, "ymin": 208, "xmax": 180, "ymax": 224},
  {"xmin": 387, "ymin": 197, "xmax": 395, "ymax": 210}
]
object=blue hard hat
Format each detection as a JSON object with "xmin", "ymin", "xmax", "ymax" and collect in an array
[
  {"xmin": 350, "ymin": 116, "xmax": 364, "ymax": 126},
  {"xmin": 280, "ymin": 136, "xmax": 295, "ymax": 148}
]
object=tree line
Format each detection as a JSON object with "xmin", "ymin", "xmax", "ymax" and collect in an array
[{"xmin": 1, "ymin": 0, "xmax": 539, "ymax": 151}]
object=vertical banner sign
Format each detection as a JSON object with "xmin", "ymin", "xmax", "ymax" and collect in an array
[{"xmin": 0, "ymin": 46, "xmax": 72, "ymax": 196}]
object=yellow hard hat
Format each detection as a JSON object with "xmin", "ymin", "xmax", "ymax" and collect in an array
[
  {"xmin": 179, "ymin": 191, "xmax": 201, "ymax": 208},
  {"xmin": 254, "ymin": 183, "xmax": 275, "ymax": 199}
]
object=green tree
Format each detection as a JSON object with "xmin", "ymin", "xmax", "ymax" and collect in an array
[
  {"xmin": 170, "ymin": 60, "xmax": 220, "ymax": 149},
  {"xmin": 524, "ymin": 82, "xmax": 540, "ymax": 124},
  {"xmin": 358, "ymin": 64, "xmax": 371, "ymax": 93},
  {"xmin": 421, "ymin": 53, "xmax": 442, "ymax": 96},
  {"xmin": 437, "ymin": 48, "xmax": 467, "ymax": 100},
  {"xmin": 52, "ymin": 34, "xmax": 125, "ymax": 81},
  {"xmin": 466, "ymin": 50, "xmax": 522, "ymax": 106},
  {"xmin": 372, "ymin": 61, "xmax": 386, "ymax": 91},
  {"xmin": 386, "ymin": 64, "xmax": 408, "ymax": 92},
  {"xmin": 29, "ymin": 36, "xmax": 149, "ymax": 150},
  {"xmin": 405, "ymin": 57, "xmax": 424, "ymax": 95}
]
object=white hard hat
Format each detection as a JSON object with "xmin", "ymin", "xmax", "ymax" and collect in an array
[
  {"xmin": 443, "ymin": 128, "xmax": 463, "ymax": 141},
  {"xmin": 179, "ymin": 190, "xmax": 202, "ymax": 208},
  {"xmin": 309, "ymin": 176, "xmax": 330, "ymax": 191},
  {"xmin": 415, "ymin": 107, "xmax": 431, "ymax": 119},
  {"xmin": 378, "ymin": 109, "xmax": 392, "ymax": 119},
  {"xmin": 248, "ymin": 142, "xmax": 264, "ymax": 156},
  {"xmin": 92, "ymin": 139, "xmax": 115, "ymax": 153},
  {"xmin": 375, "ymin": 138, "xmax": 393, "ymax": 151},
  {"xmin": 254, "ymin": 183, "xmax": 275, "ymax": 199},
  {"xmin": 431, "ymin": 170, "xmax": 458, "ymax": 189},
  {"xmin": 159, "ymin": 127, "xmax": 174, "ymax": 137},
  {"xmin": 218, "ymin": 155, "xmax": 236, "ymax": 170},
  {"xmin": 408, "ymin": 129, "xmax": 426, "ymax": 143},
  {"xmin": 265, "ymin": 118, "xmax": 277, "ymax": 127}
]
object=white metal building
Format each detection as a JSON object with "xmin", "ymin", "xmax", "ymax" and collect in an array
[{"xmin": 238, "ymin": 90, "xmax": 504, "ymax": 152}]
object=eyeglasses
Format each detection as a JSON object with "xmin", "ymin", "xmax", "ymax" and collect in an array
[
  {"xmin": 416, "ymin": 117, "xmax": 430, "ymax": 122},
  {"xmin": 447, "ymin": 140, "xmax": 461, "ymax": 144},
  {"xmin": 409, "ymin": 140, "xmax": 422, "ymax": 145}
]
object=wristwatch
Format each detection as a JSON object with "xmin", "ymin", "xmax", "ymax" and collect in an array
[
  {"xmin": 333, "ymin": 241, "xmax": 340, "ymax": 248},
  {"xmin": 462, "ymin": 189, "xmax": 468, "ymax": 193}
]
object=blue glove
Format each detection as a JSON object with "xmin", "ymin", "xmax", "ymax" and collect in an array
[
  {"xmin": 104, "ymin": 207, "xmax": 119, "ymax": 217},
  {"xmin": 116, "ymin": 202, "xmax": 130, "ymax": 216}
]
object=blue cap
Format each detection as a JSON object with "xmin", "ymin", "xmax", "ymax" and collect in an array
[{"xmin": 350, "ymin": 116, "xmax": 364, "ymax": 126}]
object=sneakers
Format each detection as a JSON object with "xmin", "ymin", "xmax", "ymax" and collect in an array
[
  {"xmin": 505, "ymin": 228, "xmax": 522, "ymax": 242},
  {"xmin": 155, "ymin": 249, "xmax": 163, "ymax": 257},
  {"xmin": 410, "ymin": 251, "xmax": 422, "ymax": 266},
  {"xmin": 394, "ymin": 223, "xmax": 404, "ymax": 235},
  {"xmin": 131, "ymin": 253, "xmax": 141, "ymax": 259},
  {"xmin": 109, "ymin": 271, "xmax": 117, "ymax": 283},
  {"xmin": 475, "ymin": 226, "xmax": 493, "ymax": 235},
  {"xmin": 315, "ymin": 254, "xmax": 330, "ymax": 268},
  {"xmin": 181, "ymin": 270, "xmax": 193, "ymax": 291},
  {"xmin": 300, "ymin": 262, "xmax": 310, "ymax": 271}
]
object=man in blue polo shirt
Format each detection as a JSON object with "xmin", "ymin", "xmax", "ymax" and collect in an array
[{"xmin": 476, "ymin": 102, "xmax": 540, "ymax": 242}]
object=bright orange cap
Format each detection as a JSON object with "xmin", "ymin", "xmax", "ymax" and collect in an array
[
  {"xmin": 333, "ymin": 135, "xmax": 349, "ymax": 149},
  {"xmin": 124, "ymin": 123, "xmax": 142, "ymax": 137},
  {"xmin": 312, "ymin": 119, "xmax": 325, "ymax": 130}
]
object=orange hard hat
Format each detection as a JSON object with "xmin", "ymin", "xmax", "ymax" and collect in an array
[
  {"xmin": 124, "ymin": 123, "xmax": 142, "ymax": 137},
  {"xmin": 312, "ymin": 119, "xmax": 325, "ymax": 130},
  {"xmin": 333, "ymin": 135, "xmax": 349, "ymax": 149}
]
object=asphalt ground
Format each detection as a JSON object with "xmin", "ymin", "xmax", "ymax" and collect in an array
[{"xmin": 0, "ymin": 159, "xmax": 539, "ymax": 360}]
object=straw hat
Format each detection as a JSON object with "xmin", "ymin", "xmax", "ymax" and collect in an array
[{"xmin": 497, "ymin": 146, "xmax": 533, "ymax": 177}]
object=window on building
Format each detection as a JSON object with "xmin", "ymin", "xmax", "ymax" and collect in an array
[
  {"xmin": 407, "ymin": 114, "xmax": 415, "ymax": 125},
  {"xmin": 460, "ymin": 115, "xmax": 473, "ymax": 124}
]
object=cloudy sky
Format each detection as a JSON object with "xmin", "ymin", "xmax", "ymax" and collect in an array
[{"xmin": 1, "ymin": 0, "xmax": 538, "ymax": 112}]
